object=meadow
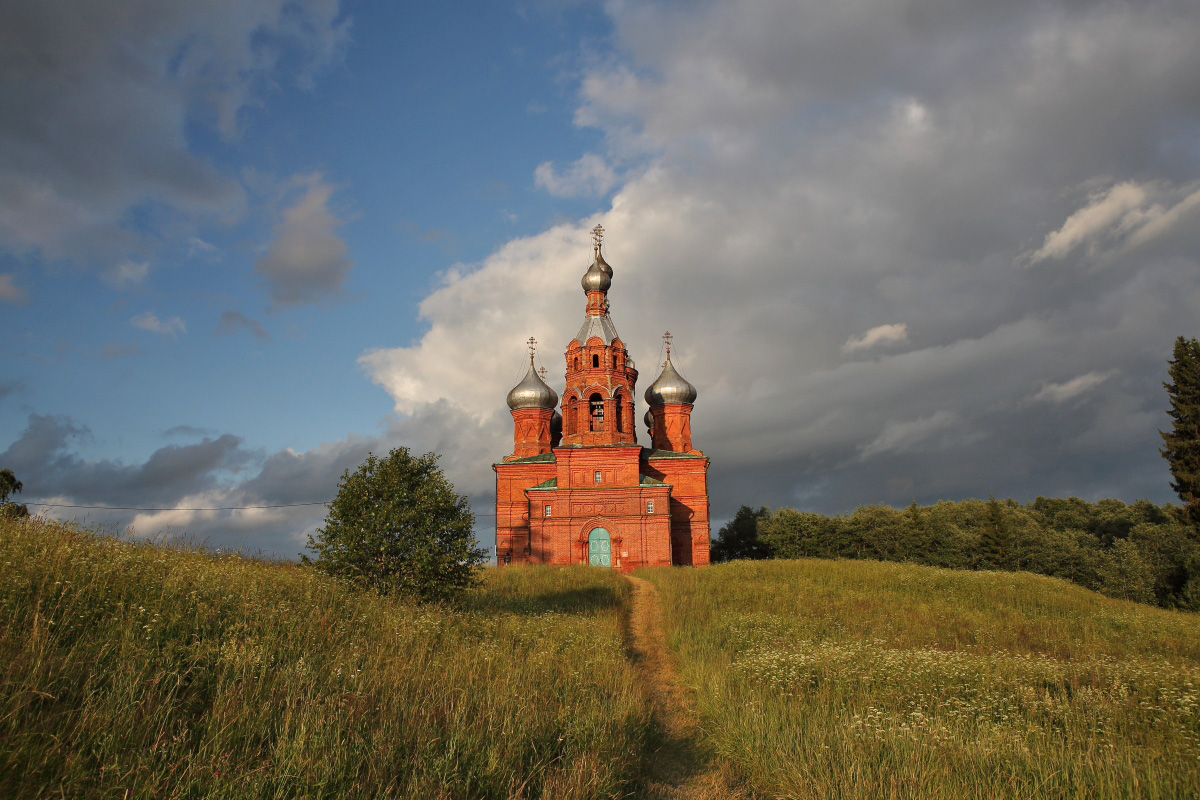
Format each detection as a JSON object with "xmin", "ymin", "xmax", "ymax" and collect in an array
[
  {"xmin": 641, "ymin": 559, "xmax": 1200, "ymax": 800},
  {"xmin": 0, "ymin": 517, "xmax": 647, "ymax": 799}
]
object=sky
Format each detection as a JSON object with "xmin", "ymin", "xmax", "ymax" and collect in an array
[{"xmin": 3, "ymin": 0, "xmax": 1199, "ymax": 559}]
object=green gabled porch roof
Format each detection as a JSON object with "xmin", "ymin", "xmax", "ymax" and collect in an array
[
  {"xmin": 495, "ymin": 452, "xmax": 557, "ymax": 466},
  {"xmin": 642, "ymin": 448, "xmax": 704, "ymax": 460}
]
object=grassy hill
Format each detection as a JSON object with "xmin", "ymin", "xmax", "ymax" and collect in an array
[
  {"xmin": 641, "ymin": 559, "xmax": 1200, "ymax": 800},
  {"xmin": 0, "ymin": 517, "xmax": 646, "ymax": 799},
  {"xmin": 4, "ymin": 516, "xmax": 1199, "ymax": 799}
]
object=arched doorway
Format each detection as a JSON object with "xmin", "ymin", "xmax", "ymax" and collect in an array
[{"xmin": 588, "ymin": 527, "xmax": 611, "ymax": 567}]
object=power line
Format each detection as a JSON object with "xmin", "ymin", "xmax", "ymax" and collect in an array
[
  {"xmin": 27, "ymin": 501, "xmax": 329, "ymax": 511},
  {"xmin": 25, "ymin": 500, "xmax": 498, "ymax": 517}
]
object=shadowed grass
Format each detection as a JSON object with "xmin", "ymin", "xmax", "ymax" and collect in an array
[
  {"xmin": 640, "ymin": 559, "xmax": 1200, "ymax": 800},
  {"xmin": 0, "ymin": 517, "xmax": 648, "ymax": 799}
]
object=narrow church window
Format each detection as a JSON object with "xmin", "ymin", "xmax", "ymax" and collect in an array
[
  {"xmin": 647, "ymin": 501, "xmax": 655, "ymax": 513},
  {"xmin": 612, "ymin": 354, "xmax": 617, "ymax": 369},
  {"xmin": 589, "ymin": 393, "xmax": 604, "ymax": 431},
  {"xmin": 592, "ymin": 354, "xmax": 599, "ymax": 368},
  {"xmin": 544, "ymin": 504, "xmax": 552, "ymax": 517},
  {"xmin": 614, "ymin": 395, "xmax": 624, "ymax": 432},
  {"xmin": 594, "ymin": 471, "xmax": 602, "ymax": 483},
  {"xmin": 574, "ymin": 357, "xmax": 579, "ymax": 370}
]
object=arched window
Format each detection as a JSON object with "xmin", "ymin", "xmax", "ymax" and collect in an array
[
  {"xmin": 613, "ymin": 393, "xmax": 624, "ymax": 432},
  {"xmin": 589, "ymin": 392, "xmax": 604, "ymax": 431},
  {"xmin": 592, "ymin": 353, "xmax": 599, "ymax": 368},
  {"xmin": 573, "ymin": 356, "xmax": 579, "ymax": 371},
  {"xmin": 612, "ymin": 354, "xmax": 618, "ymax": 369}
]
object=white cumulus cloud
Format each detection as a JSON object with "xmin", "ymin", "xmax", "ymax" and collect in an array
[
  {"xmin": 842, "ymin": 323, "xmax": 909, "ymax": 354},
  {"xmin": 1030, "ymin": 371, "xmax": 1115, "ymax": 404},
  {"xmin": 131, "ymin": 311, "xmax": 186, "ymax": 338},
  {"xmin": 534, "ymin": 154, "xmax": 618, "ymax": 198}
]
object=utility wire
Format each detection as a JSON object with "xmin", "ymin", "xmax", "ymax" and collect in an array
[{"xmin": 24, "ymin": 500, "xmax": 498, "ymax": 517}]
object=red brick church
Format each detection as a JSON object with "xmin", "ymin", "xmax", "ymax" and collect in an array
[{"xmin": 493, "ymin": 227, "xmax": 710, "ymax": 571}]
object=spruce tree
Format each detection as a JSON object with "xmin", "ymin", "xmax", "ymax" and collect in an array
[
  {"xmin": 980, "ymin": 494, "xmax": 1012, "ymax": 569},
  {"xmin": 1161, "ymin": 336, "xmax": 1200, "ymax": 531}
]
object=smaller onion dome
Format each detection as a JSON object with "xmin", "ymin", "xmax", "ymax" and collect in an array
[
  {"xmin": 644, "ymin": 351, "xmax": 698, "ymax": 406},
  {"xmin": 507, "ymin": 357, "xmax": 559, "ymax": 410},
  {"xmin": 644, "ymin": 408, "xmax": 654, "ymax": 433},
  {"xmin": 581, "ymin": 253, "xmax": 612, "ymax": 293},
  {"xmin": 550, "ymin": 409, "xmax": 563, "ymax": 438}
]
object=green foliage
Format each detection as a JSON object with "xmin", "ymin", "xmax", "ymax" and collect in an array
[
  {"xmin": 0, "ymin": 468, "xmax": 28, "ymax": 519},
  {"xmin": 710, "ymin": 505, "xmax": 770, "ymax": 562},
  {"xmin": 746, "ymin": 496, "xmax": 1200, "ymax": 610},
  {"xmin": 641, "ymin": 559, "xmax": 1200, "ymax": 800},
  {"xmin": 1162, "ymin": 335, "xmax": 1200, "ymax": 530},
  {"xmin": 305, "ymin": 448, "xmax": 485, "ymax": 602},
  {"xmin": 979, "ymin": 494, "xmax": 1012, "ymax": 569},
  {"xmin": 1, "ymin": 517, "xmax": 648, "ymax": 799}
]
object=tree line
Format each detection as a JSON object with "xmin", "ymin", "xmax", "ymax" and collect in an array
[
  {"xmin": 712, "ymin": 335, "xmax": 1200, "ymax": 611},
  {"xmin": 711, "ymin": 497, "xmax": 1199, "ymax": 609}
]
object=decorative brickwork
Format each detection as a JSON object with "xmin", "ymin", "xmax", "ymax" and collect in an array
[{"xmin": 494, "ymin": 232, "xmax": 710, "ymax": 572}]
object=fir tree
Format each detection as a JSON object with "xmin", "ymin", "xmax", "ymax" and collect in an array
[
  {"xmin": 1161, "ymin": 336, "xmax": 1200, "ymax": 531},
  {"xmin": 980, "ymin": 494, "xmax": 1012, "ymax": 569}
]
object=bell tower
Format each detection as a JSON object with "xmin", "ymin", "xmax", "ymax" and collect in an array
[{"xmin": 560, "ymin": 225, "xmax": 640, "ymax": 447}]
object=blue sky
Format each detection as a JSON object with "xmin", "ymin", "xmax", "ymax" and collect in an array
[{"xmin": 3, "ymin": 0, "xmax": 1200, "ymax": 557}]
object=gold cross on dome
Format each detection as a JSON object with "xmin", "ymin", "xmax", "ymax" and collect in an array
[
  {"xmin": 591, "ymin": 224, "xmax": 605, "ymax": 249},
  {"xmin": 662, "ymin": 330, "xmax": 673, "ymax": 357},
  {"xmin": 538, "ymin": 366, "xmax": 547, "ymax": 380},
  {"xmin": 527, "ymin": 336, "xmax": 537, "ymax": 358}
]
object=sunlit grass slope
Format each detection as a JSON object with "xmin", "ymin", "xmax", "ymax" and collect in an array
[
  {"xmin": 641, "ymin": 559, "xmax": 1200, "ymax": 800},
  {"xmin": 0, "ymin": 518, "xmax": 647, "ymax": 799}
]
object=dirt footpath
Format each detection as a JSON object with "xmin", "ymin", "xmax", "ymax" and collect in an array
[{"xmin": 624, "ymin": 575, "xmax": 748, "ymax": 800}]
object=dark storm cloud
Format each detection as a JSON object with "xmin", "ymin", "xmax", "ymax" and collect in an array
[
  {"xmin": 2, "ymin": 413, "xmax": 253, "ymax": 507},
  {"xmin": 0, "ymin": 0, "xmax": 348, "ymax": 267},
  {"xmin": 363, "ymin": 0, "xmax": 1200, "ymax": 530}
]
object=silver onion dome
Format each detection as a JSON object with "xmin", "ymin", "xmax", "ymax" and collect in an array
[
  {"xmin": 644, "ymin": 352, "xmax": 698, "ymax": 406},
  {"xmin": 644, "ymin": 408, "xmax": 654, "ymax": 433},
  {"xmin": 507, "ymin": 357, "xmax": 559, "ymax": 410},
  {"xmin": 581, "ymin": 254, "xmax": 611, "ymax": 293},
  {"xmin": 551, "ymin": 409, "xmax": 563, "ymax": 438}
]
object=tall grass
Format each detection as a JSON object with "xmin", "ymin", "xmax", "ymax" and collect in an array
[
  {"xmin": 0, "ymin": 517, "xmax": 648, "ymax": 799},
  {"xmin": 641, "ymin": 559, "xmax": 1200, "ymax": 800}
]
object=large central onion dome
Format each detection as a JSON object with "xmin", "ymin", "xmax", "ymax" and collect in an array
[
  {"xmin": 507, "ymin": 357, "xmax": 559, "ymax": 410},
  {"xmin": 645, "ymin": 351, "xmax": 698, "ymax": 406},
  {"xmin": 581, "ymin": 248, "xmax": 612, "ymax": 293}
]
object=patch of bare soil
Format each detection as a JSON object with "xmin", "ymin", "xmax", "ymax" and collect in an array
[{"xmin": 624, "ymin": 575, "xmax": 750, "ymax": 800}]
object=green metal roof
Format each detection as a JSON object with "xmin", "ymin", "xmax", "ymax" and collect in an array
[
  {"xmin": 639, "ymin": 475, "xmax": 666, "ymax": 486},
  {"xmin": 642, "ymin": 448, "xmax": 704, "ymax": 460},
  {"xmin": 528, "ymin": 477, "xmax": 558, "ymax": 490},
  {"xmin": 495, "ymin": 452, "xmax": 557, "ymax": 465}
]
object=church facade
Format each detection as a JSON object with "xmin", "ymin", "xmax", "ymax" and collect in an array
[{"xmin": 493, "ymin": 228, "xmax": 710, "ymax": 571}]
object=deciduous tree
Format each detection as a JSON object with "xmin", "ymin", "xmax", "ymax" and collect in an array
[{"xmin": 304, "ymin": 448, "xmax": 485, "ymax": 602}]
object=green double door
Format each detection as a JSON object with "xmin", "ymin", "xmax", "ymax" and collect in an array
[{"xmin": 588, "ymin": 528, "xmax": 611, "ymax": 567}]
